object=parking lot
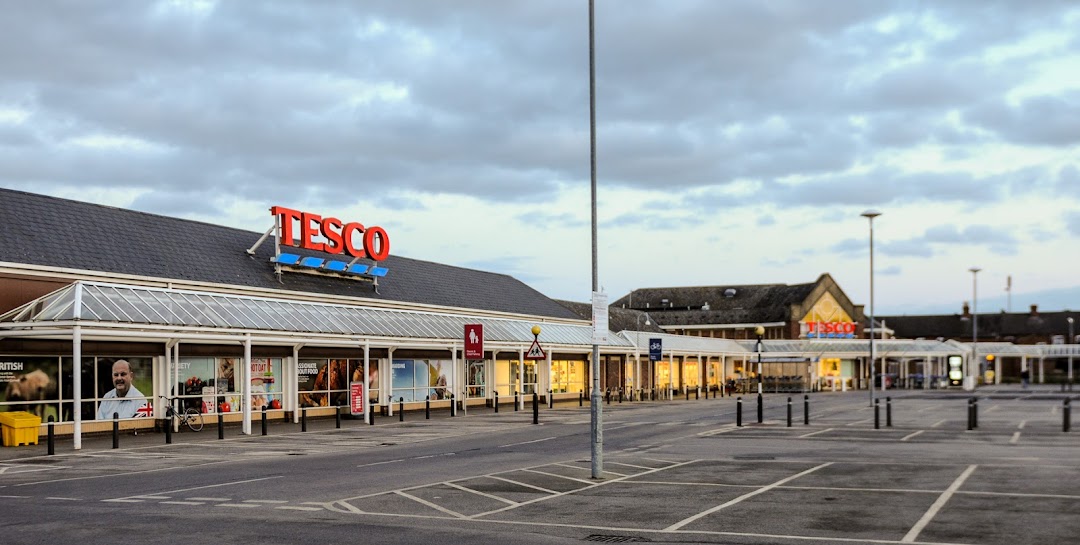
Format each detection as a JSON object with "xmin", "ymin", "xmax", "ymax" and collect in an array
[{"xmin": 0, "ymin": 387, "xmax": 1077, "ymax": 544}]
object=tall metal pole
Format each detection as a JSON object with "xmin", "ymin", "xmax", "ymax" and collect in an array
[
  {"xmin": 970, "ymin": 267, "xmax": 981, "ymax": 390},
  {"xmin": 588, "ymin": 0, "xmax": 603, "ymax": 479},
  {"xmin": 862, "ymin": 210, "xmax": 881, "ymax": 406},
  {"xmin": 1068, "ymin": 317, "xmax": 1074, "ymax": 386}
]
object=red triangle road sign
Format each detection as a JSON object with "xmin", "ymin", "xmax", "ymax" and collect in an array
[{"xmin": 525, "ymin": 338, "xmax": 546, "ymax": 360}]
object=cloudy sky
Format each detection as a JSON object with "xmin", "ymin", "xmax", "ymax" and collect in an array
[{"xmin": 2, "ymin": 1, "xmax": 1078, "ymax": 316}]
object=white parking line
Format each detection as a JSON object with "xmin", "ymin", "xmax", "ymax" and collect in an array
[
  {"xmin": 357, "ymin": 459, "xmax": 404, "ymax": 468},
  {"xmin": 931, "ymin": 419, "xmax": 947, "ymax": 428},
  {"xmin": 902, "ymin": 464, "xmax": 977, "ymax": 543},
  {"xmin": 799, "ymin": 428, "xmax": 833, "ymax": 438},
  {"xmin": 161, "ymin": 501, "xmax": 204, "ymax": 506},
  {"xmin": 1018, "ymin": 420, "xmax": 1027, "ymax": 430},
  {"xmin": 276, "ymin": 505, "xmax": 323, "ymax": 511},
  {"xmin": 664, "ymin": 463, "xmax": 833, "ymax": 531},
  {"xmin": 521, "ymin": 469, "xmax": 595, "ymax": 485},
  {"xmin": 244, "ymin": 499, "xmax": 288, "ymax": 504},
  {"xmin": 1010, "ymin": 432, "xmax": 1021, "ymax": 444},
  {"xmin": 187, "ymin": 497, "xmax": 230, "ymax": 501},
  {"xmin": 395, "ymin": 490, "xmax": 465, "ymax": 518},
  {"xmin": 499, "ymin": 437, "xmax": 555, "ymax": 448},
  {"xmin": 487, "ymin": 475, "xmax": 559, "ymax": 495},
  {"xmin": 217, "ymin": 503, "xmax": 261, "ymax": 508},
  {"xmin": 443, "ymin": 481, "xmax": 518, "ymax": 505},
  {"xmin": 900, "ymin": 430, "xmax": 925, "ymax": 442}
]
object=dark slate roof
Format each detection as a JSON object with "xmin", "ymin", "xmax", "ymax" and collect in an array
[
  {"xmin": 610, "ymin": 282, "xmax": 818, "ymax": 326},
  {"xmin": 882, "ymin": 309, "xmax": 1080, "ymax": 343},
  {"xmin": 555, "ymin": 300, "xmax": 665, "ymax": 333},
  {"xmin": 0, "ymin": 188, "xmax": 580, "ymax": 320}
]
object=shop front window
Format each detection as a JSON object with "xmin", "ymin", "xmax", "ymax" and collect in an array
[
  {"xmin": 389, "ymin": 359, "xmax": 453, "ymax": 403},
  {"xmin": 656, "ymin": 361, "xmax": 671, "ymax": 390},
  {"xmin": 551, "ymin": 359, "xmax": 585, "ymax": 394},
  {"xmin": 2, "ymin": 356, "xmax": 61, "ymax": 422},
  {"xmin": 467, "ymin": 361, "xmax": 486, "ymax": 398},
  {"xmin": 684, "ymin": 361, "xmax": 699, "ymax": 388}
]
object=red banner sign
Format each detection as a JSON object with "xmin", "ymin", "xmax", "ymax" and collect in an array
[
  {"xmin": 465, "ymin": 324, "xmax": 484, "ymax": 360},
  {"xmin": 350, "ymin": 382, "xmax": 365, "ymax": 415}
]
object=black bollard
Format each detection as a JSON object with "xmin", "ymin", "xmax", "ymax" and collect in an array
[
  {"xmin": 218, "ymin": 412, "xmax": 224, "ymax": 439},
  {"xmin": 737, "ymin": 397, "xmax": 743, "ymax": 427},
  {"xmin": 426, "ymin": 396, "xmax": 430, "ymax": 420},
  {"xmin": 972, "ymin": 397, "xmax": 980, "ymax": 431},
  {"xmin": 874, "ymin": 399, "xmax": 880, "ymax": 430},
  {"xmin": 804, "ymin": 395, "xmax": 810, "ymax": 426},
  {"xmin": 1064, "ymin": 398, "xmax": 1071, "ymax": 433},
  {"xmin": 262, "ymin": 406, "xmax": 268, "ymax": 436},
  {"xmin": 370, "ymin": 400, "xmax": 375, "ymax": 425},
  {"xmin": 757, "ymin": 393, "xmax": 763, "ymax": 424},
  {"xmin": 579, "ymin": 390, "xmax": 583, "ymax": 407},
  {"xmin": 112, "ymin": 412, "xmax": 119, "ymax": 449},
  {"xmin": 533, "ymin": 392, "xmax": 539, "ymax": 425},
  {"xmin": 450, "ymin": 394, "xmax": 456, "ymax": 417},
  {"xmin": 787, "ymin": 397, "xmax": 792, "ymax": 427},
  {"xmin": 165, "ymin": 417, "xmax": 173, "ymax": 444},
  {"xmin": 514, "ymin": 391, "xmax": 519, "ymax": 412},
  {"xmin": 302, "ymin": 406, "xmax": 307, "ymax": 432},
  {"xmin": 549, "ymin": 390, "xmax": 554, "ymax": 409},
  {"xmin": 47, "ymin": 416, "xmax": 55, "ymax": 455},
  {"xmin": 886, "ymin": 397, "xmax": 893, "ymax": 427},
  {"xmin": 399, "ymin": 397, "xmax": 404, "ymax": 422},
  {"xmin": 973, "ymin": 397, "xmax": 979, "ymax": 429},
  {"xmin": 696, "ymin": 387, "xmax": 700, "ymax": 401},
  {"xmin": 619, "ymin": 389, "xmax": 623, "ymax": 403},
  {"xmin": 336, "ymin": 405, "xmax": 341, "ymax": 429}
]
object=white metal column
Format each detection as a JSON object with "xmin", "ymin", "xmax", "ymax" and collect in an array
[{"xmin": 242, "ymin": 335, "xmax": 252, "ymax": 435}]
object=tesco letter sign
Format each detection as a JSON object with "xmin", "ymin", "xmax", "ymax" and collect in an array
[{"xmin": 271, "ymin": 206, "xmax": 390, "ymax": 261}]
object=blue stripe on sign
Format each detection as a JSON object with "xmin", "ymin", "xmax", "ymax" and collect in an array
[
  {"xmin": 299, "ymin": 256, "xmax": 324, "ymax": 268},
  {"xmin": 324, "ymin": 261, "xmax": 347, "ymax": 272},
  {"xmin": 346, "ymin": 264, "xmax": 369, "ymax": 275},
  {"xmin": 273, "ymin": 253, "xmax": 301, "ymax": 265},
  {"xmin": 369, "ymin": 266, "xmax": 389, "ymax": 277}
]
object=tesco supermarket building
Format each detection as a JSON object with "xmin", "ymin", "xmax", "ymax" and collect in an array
[{"xmin": 2, "ymin": 189, "xmax": 769, "ymax": 448}]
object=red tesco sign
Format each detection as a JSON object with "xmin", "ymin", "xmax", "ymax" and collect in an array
[
  {"xmin": 806, "ymin": 321, "xmax": 856, "ymax": 334},
  {"xmin": 465, "ymin": 324, "xmax": 484, "ymax": 360},
  {"xmin": 271, "ymin": 206, "xmax": 390, "ymax": 261}
]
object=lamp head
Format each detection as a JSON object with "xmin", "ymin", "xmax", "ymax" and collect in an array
[
  {"xmin": 969, "ymin": 267, "xmax": 982, "ymax": 274},
  {"xmin": 1069, "ymin": 317, "xmax": 1074, "ymax": 325},
  {"xmin": 860, "ymin": 210, "xmax": 882, "ymax": 219},
  {"xmin": 531, "ymin": 325, "xmax": 541, "ymax": 336},
  {"xmin": 754, "ymin": 325, "xmax": 765, "ymax": 337}
]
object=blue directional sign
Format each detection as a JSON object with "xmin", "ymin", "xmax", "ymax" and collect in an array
[{"xmin": 649, "ymin": 338, "xmax": 662, "ymax": 362}]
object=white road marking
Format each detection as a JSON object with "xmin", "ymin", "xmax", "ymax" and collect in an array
[
  {"xmin": 498, "ymin": 437, "xmax": 556, "ymax": 448},
  {"xmin": 45, "ymin": 497, "xmax": 80, "ymax": 501},
  {"xmin": 161, "ymin": 501, "xmax": 204, "ymax": 506},
  {"xmin": 607, "ymin": 461, "xmax": 655, "ymax": 471},
  {"xmin": 799, "ymin": 428, "xmax": 833, "ymax": 438},
  {"xmin": 900, "ymin": 430, "xmax": 925, "ymax": 442},
  {"xmin": 1010, "ymin": 432, "xmax": 1021, "ymax": 444},
  {"xmin": 187, "ymin": 497, "xmax": 231, "ymax": 501},
  {"xmin": 553, "ymin": 462, "xmax": 626, "ymax": 477},
  {"xmin": 395, "ymin": 490, "xmax": 465, "ymax": 518},
  {"xmin": 664, "ymin": 463, "xmax": 832, "ymax": 531},
  {"xmin": 443, "ymin": 481, "xmax": 518, "ymax": 505},
  {"xmin": 931, "ymin": 419, "xmax": 947, "ymax": 428},
  {"xmin": 217, "ymin": 503, "xmax": 261, "ymax": 508},
  {"xmin": 1018, "ymin": 420, "xmax": 1027, "ymax": 430},
  {"xmin": 244, "ymin": 499, "xmax": 288, "ymax": 504},
  {"xmin": 521, "ymin": 469, "xmax": 595, "ymax": 485},
  {"xmin": 357, "ymin": 459, "xmax": 404, "ymax": 468},
  {"xmin": 902, "ymin": 464, "xmax": 977, "ymax": 543},
  {"xmin": 845, "ymin": 419, "xmax": 871, "ymax": 427},
  {"xmin": 102, "ymin": 499, "xmax": 144, "ymax": 503},
  {"xmin": 487, "ymin": 475, "xmax": 559, "ymax": 495},
  {"xmin": 276, "ymin": 505, "xmax": 323, "ymax": 511}
]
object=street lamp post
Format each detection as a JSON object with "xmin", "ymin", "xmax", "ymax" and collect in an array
[
  {"xmin": 1068, "ymin": 317, "xmax": 1074, "ymax": 388},
  {"xmin": 861, "ymin": 210, "xmax": 881, "ymax": 406},
  {"xmin": 969, "ymin": 267, "xmax": 981, "ymax": 391},
  {"xmin": 755, "ymin": 325, "xmax": 764, "ymax": 423}
]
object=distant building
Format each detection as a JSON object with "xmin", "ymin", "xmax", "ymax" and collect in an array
[{"xmin": 609, "ymin": 273, "xmax": 869, "ymax": 341}]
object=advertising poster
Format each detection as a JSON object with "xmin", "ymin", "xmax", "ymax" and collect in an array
[
  {"xmin": 297, "ymin": 359, "xmax": 327, "ymax": 407},
  {"xmin": 0, "ymin": 357, "xmax": 60, "ymax": 420},
  {"xmin": 350, "ymin": 382, "xmax": 365, "ymax": 415},
  {"xmin": 95, "ymin": 357, "xmax": 152, "ymax": 420}
]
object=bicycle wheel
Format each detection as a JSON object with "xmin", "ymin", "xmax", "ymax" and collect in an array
[{"xmin": 182, "ymin": 407, "xmax": 204, "ymax": 432}]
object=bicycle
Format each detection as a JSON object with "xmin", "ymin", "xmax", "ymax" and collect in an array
[{"xmin": 159, "ymin": 396, "xmax": 204, "ymax": 432}]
